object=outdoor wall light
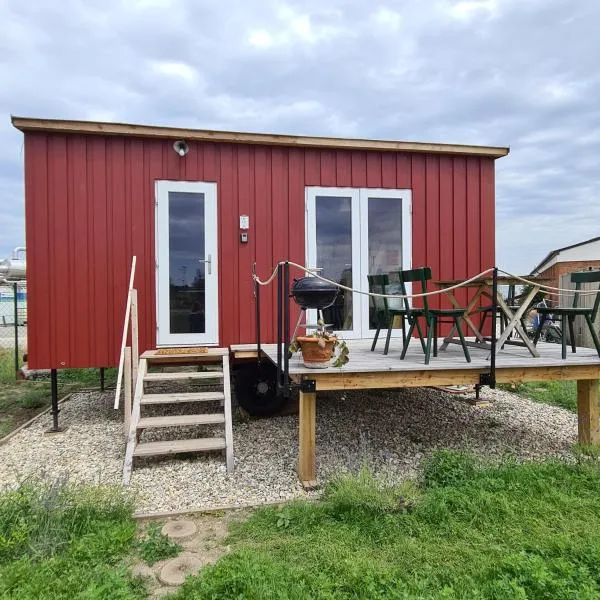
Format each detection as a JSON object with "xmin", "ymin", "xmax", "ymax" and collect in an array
[{"xmin": 173, "ymin": 140, "xmax": 189, "ymax": 157}]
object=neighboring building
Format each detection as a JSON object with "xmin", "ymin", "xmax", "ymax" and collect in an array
[
  {"xmin": 531, "ymin": 236, "xmax": 600, "ymax": 290},
  {"xmin": 12, "ymin": 116, "xmax": 508, "ymax": 370}
]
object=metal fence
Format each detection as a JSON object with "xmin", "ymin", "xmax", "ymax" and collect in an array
[{"xmin": 0, "ymin": 282, "xmax": 27, "ymax": 380}]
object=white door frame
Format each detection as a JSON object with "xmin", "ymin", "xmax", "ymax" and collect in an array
[
  {"xmin": 360, "ymin": 188, "xmax": 412, "ymax": 338},
  {"xmin": 305, "ymin": 186, "xmax": 412, "ymax": 340},
  {"xmin": 155, "ymin": 180, "xmax": 219, "ymax": 346},
  {"xmin": 305, "ymin": 187, "xmax": 362, "ymax": 338}
]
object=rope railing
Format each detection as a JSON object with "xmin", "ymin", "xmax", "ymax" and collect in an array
[
  {"xmin": 498, "ymin": 270, "xmax": 599, "ymax": 296},
  {"xmin": 254, "ymin": 262, "xmax": 600, "ymax": 300},
  {"xmin": 254, "ymin": 262, "xmax": 495, "ymax": 299},
  {"xmin": 253, "ymin": 262, "xmax": 600, "ymax": 299}
]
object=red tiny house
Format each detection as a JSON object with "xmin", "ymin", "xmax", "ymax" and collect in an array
[{"xmin": 13, "ymin": 117, "xmax": 507, "ymax": 370}]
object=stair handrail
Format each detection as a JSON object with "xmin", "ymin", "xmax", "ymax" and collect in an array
[{"xmin": 114, "ymin": 256, "xmax": 137, "ymax": 409}]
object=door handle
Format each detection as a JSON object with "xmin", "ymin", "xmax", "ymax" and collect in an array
[{"xmin": 199, "ymin": 255, "xmax": 212, "ymax": 275}]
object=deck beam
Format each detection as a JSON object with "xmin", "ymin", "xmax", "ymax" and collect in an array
[{"xmin": 577, "ymin": 379, "xmax": 600, "ymax": 446}]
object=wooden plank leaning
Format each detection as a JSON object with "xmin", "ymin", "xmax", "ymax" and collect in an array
[{"xmin": 114, "ymin": 256, "xmax": 137, "ymax": 409}]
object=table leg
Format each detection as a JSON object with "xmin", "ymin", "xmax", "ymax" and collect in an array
[
  {"xmin": 490, "ymin": 286, "xmax": 540, "ymax": 358},
  {"xmin": 440, "ymin": 286, "xmax": 487, "ymax": 350},
  {"xmin": 298, "ymin": 388, "xmax": 317, "ymax": 488}
]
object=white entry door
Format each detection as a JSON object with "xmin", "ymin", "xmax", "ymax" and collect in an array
[
  {"xmin": 156, "ymin": 181, "xmax": 219, "ymax": 346},
  {"xmin": 305, "ymin": 187, "xmax": 412, "ymax": 339}
]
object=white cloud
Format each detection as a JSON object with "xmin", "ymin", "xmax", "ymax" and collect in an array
[
  {"xmin": 0, "ymin": 0, "xmax": 599, "ymax": 275},
  {"xmin": 151, "ymin": 60, "xmax": 198, "ymax": 82}
]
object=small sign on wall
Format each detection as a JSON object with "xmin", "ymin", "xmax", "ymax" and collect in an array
[{"xmin": 239, "ymin": 215, "xmax": 250, "ymax": 230}]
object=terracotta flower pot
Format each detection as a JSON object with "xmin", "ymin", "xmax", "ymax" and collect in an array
[{"xmin": 296, "ymin": 336, "xmax": 337, "ymax": 369}]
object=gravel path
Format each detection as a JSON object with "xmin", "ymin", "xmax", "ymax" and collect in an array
[{"xmin": 0, "ymin": 386, "xmax": 577, "ymax": 513}]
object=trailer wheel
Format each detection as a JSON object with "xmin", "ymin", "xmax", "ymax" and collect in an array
[{"xmin": 232, "ymin": 360, "xmax": 287, "ymax": 417}]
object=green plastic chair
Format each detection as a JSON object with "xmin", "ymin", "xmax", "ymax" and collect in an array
[
  {"xmin": 397, "ymin": 267, "xmax": 471, "ymax": 364},
  {"xmin": 367, "ymin": 274, "xmax": 410, "ymax": 355},
  {"xmin": 533, "ymin": 270, "xmax": 600, "ymax": 360}
]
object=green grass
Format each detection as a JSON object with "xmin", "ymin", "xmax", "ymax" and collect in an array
[
  {"xmin": 136, "ymin": 522, "xmax": 182, "ymax": 566},
  {"xmin": 0, "ymin": 348, "xmax": 18, "ymax": 383},
  {"xmin": 0, "ymin": 349, "xmax": 117, "ymax": 438},
  {"xmin": 172, "ymin": 452, "xmax": 600, "ymax": 599},
  {"xmin": 0, "ymin": 478, "xmax": 144, "ymax": 599},
  {"xmin": 503, "ymin": 380, "xmax": 577, "ymax": 412}
]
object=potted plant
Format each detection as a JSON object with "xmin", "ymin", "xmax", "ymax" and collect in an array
[{"xmin": 289, "ymin": 320, "xmax": 349, "ymax": 368}]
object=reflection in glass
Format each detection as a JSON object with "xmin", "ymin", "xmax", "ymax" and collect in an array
[
  {"xmin": 168, "ymin": 192, "xmax": 205, "ymax": 334},
  {"xmin": 368, "ymin": 197, "xmax": 403, "ymax": 329},
  {"xmin": 315, "ymin": 196, "xmax": 353, "ymax": 330}
]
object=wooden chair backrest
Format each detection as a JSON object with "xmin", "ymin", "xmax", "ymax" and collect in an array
[
  {"xmin": 571, "ymin": 271, "xmax": 600, "ymax": 321},
  {"xmin": 398, "ymin": 267, "xmax": 432, "ymax": 317},
  {"xmin": 367, "ymin": 274, "xmax": 390, "ymax": 317}
]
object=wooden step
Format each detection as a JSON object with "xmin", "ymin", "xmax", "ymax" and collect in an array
[
  {"xmin": 144, "ymin": 371, "xmax": 223, "ymax": 382},
  {"xmin": 143, "ymin": 347, "xmax": 228, "ymax": 360},
  {"xmin": 137, "ymin": 414, "xmax": 225, "ymax": 429},
  {"xmin": 140, "ymin": 391, "xmax": 225, "ymax": 405},
  {"xmin": 133, "ymin": 437, "xmax": 226, "ymax": 457}
]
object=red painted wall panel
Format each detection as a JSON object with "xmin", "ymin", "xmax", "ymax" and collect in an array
[{"xmin": 22, "ymin": 132, "xmax": 498, "ymax": 368}]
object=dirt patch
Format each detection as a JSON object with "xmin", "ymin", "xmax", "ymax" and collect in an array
[
  {"xmin": 0, "ymin": 382, "xmax": 53, "ymax": 439},
  {"xmin": 134, "ymin": 509, "xmax": 251, "ymax": 597}
]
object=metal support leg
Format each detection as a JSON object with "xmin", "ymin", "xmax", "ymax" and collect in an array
[
  {"xmin": 13, "ymin": 282, "xmax": 18, "ymax": 379},
  {"xmin": 46, "ymin": 369, "xmax": 65, "ymax": 433}
]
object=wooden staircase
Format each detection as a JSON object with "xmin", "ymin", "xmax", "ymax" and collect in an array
[{"xmin": 122, "ymin": 348, "xmax": 234, "ymax": 485}]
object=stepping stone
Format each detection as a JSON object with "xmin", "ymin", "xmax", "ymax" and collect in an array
[
  {"xmin": 159, "ymin": 553, "xmax": 205, "ymax": 586},
  {"xmin": 161, "ymin": 519, "xmax": 197, "ymax": 541}
]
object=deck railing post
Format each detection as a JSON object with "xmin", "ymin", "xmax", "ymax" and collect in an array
[
  {"xmin": 253, "ymin": 263, "xmax": 262, "ymax": 363},
  {"xmin": 283, "ymin": 261, "xmax": 290, "ymax": 398},
  {"xmin": 489, "ymin": 266, "xmax": 498, "ymax": 388},
  {"xmin": 276, "ymin": 263, "xmax": 283, "ymax": 392}
]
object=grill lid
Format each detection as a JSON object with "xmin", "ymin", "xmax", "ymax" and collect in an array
[{"xmin": 291, "ymin": 276, "xmax": 339, "ymax": 310}]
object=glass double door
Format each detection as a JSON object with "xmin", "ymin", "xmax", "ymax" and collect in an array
[
  {"xmin": 305, "ymin": 187, "xmax": 412, "ymax": 339},
  {"xmin": 155, "ymin": 181, "xmax": 219, "ymax": 346}
]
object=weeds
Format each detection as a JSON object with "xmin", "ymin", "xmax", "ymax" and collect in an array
[
  {"xmin": 0, "ymin": 477, "xmax": 143, "ymax": 599},
  {"xmin": 173, "ymin": 452, "xmax": 600, "ymax": 599},
  {"xmin": 137, "ymin": 522, "xmax": 182, "ymax": 566}
]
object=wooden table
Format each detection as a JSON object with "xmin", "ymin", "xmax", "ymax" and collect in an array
[{"xmin": 436, "ymin": 276, "xmax": 550, "ymax": 358}]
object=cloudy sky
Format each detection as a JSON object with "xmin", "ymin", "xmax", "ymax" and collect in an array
[{"xmin": 1, "ymin": 0, "xmax": 599, "ymax": 273}]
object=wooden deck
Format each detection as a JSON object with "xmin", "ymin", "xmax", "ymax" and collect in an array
[
  {"xmin": 254, "ymin": 339, "xmax": 600, "ymax": 388},
  {"xmin": 232, "ymin": 339, "xmax": 600, "ymax": 487}
]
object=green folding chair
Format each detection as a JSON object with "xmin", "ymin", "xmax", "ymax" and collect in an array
[
  {"xmin": 398, "ymin": 267, "xmax": 471, "ymax": 364},
  {"xmin": 367, "ymin": 274, "xmax": 409, "ymax": 354},
  {"xmin": 533, "ymin": 270, "xmax": 600, "ymax": 359}
]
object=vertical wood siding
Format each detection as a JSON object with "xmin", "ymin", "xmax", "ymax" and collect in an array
[{"xmin": 23, "ymin": 132, "xmax": 497, "ymax": 369}]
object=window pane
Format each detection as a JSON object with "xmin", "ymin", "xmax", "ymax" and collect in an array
[
  {"xmin": 368, "ymin": 197, "xmax": 403, "ymax": 328},
  {"xmin": 168, "ymin": 191, "xmax": 206, "ymax": 334},
  {"xmin": 315, "ymin": 196, "xmax": 353, "ymax": 330}
]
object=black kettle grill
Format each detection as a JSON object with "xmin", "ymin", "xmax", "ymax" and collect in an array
[{"xmin": 290, "ymin": 276, "xmax": 338, "ymax": 310}]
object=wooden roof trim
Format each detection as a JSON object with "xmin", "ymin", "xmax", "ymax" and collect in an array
[{"xmin": 11, "ymin": 116, "xmax": 510, "ymax": 158}]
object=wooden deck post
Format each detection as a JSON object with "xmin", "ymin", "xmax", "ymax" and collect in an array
[
  {"xmin": 298, "ymin": 387, "xmax": 317, "ymax": 487},
  {"xmin": 577, "ymin": 379, "xmax": 600, "ymax": 446}
]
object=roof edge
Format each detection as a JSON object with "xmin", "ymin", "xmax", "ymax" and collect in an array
[
  {"xmin": 531, "ymin": 235, "xmax": 600, "ymax": 274},
  {"xmin": 11, "ymin": 116, "xmax": 510, "ymax": 158}
]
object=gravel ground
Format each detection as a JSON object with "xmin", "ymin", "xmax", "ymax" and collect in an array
[{"xmin": 0, "ymin": 385, "xmax": 577, "ymax": 513}]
